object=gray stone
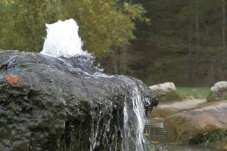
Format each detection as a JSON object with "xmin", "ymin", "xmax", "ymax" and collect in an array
[
  {"xmin": 0, "ymin": 50, "xmax": 158, "ymax": 151},
  {"xmin": 164, "ymin": 100, "xmax": 227, "ymax": 143},
  {"xmin": 149, "ymin": 82, "xmax": 180, "ymax": 102},
  {"xmin": 208, "ymin": 81, "xmax": 227, "ymax": 101},
  {"xmin": 149, "ymin": 82, "xmax": 176, "ymax": 96}
]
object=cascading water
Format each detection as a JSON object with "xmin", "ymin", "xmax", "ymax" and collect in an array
[
  {"xmin": 122, "ymin": 76, "xmax": 147, "ymax": 151},
  {"xmin": 40, "ymin": 19, "xmax": 150, "ymax": 151}
]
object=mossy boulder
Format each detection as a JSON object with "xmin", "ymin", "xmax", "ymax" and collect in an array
[
  {"xmin": 164, "ymin": 100, "xmax": 227, "ymax": 144},
  {"xmin": 149, "ymin": 82, "xmax": 181, "ymax": 102},
  {"xmin": 207, "ymin": 81, "xmax": 227, "ymax": 101},
  {"xmin": 0, "ymin": 50, "xmax": 158, "ymax": 151}
]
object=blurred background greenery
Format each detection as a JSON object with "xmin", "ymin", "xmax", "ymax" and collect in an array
[{"xmin": 1, "ymin": 0, "xmax": 227, "ymax": 87}]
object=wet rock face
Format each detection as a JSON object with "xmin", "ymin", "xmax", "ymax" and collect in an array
[{"xmin": 0, "ymin": 50, "xmax": 157, "ymax": 151}]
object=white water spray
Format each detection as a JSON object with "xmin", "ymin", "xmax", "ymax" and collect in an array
[{"xmin": 41, "ymin": 19, "xmax": 88, "ymax": 57}]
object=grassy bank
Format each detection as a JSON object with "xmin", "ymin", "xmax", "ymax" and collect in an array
[
  {"xmin": 150, "ymin": 87, "xmax": 211, "ymax": 118},
  {"xmin": 155, "ymin": 87, "xmax": 211, "ymax": 103},
  {"xmin": 176, "ymin": 87, "xmax": 211, "ymax": 100}
]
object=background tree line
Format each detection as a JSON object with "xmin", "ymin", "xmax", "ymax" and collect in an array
[
  {"xmin": 1, "ymin": 0, "xmax": 227, "ymax": 86},
  {"xmin": 126, "ymin": 0, "xmax": 227, "ymax": 86},
  {"xmin": 0, "ymin": 0, "xmax": 147, "ymax": 63}
]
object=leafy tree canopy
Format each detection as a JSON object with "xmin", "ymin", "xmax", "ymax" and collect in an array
[{"xmin": 0, "ymin": 0, "xmax": 147, "ymax": 56}]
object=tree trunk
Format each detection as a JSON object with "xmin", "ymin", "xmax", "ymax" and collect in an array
[
  {"xmin": 223, "ymin": 0, "xmax": 226, "ymax": 48},
  {"xmin": 195, "ymin": 0, "xmax": 199, "ymax": 46},
  {"xmin": 112, "ymin": 56, "xmax": 118, "ymax": 74},
  {"xmin": 187, "ymin": 20, "xmax": 193, "ymax": 85},
  {"xmin": 119, "ymin": 47, "xmax": 127, "ymax": 74}
]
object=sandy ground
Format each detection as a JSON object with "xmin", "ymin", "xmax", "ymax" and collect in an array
[{"xmin": 157, "ymin": 99, "xmax": 207, "ymax": 110}]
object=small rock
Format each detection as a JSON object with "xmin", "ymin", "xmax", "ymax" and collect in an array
[
  {"xmin": 211, "ymin": 81, "xmax": 227, "ymax": 92},
  {"xmin": 208, "ymin": 81, "xmax": 227, "ymax": 101},
  {"xmin": 149, "ymin": 82, "xmax": 176, "ymax": 96}
]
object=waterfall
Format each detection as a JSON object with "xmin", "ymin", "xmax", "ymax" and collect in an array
[
  {"xmin": 121, "ymin": 76, "xmax": 147, "ymax": 151},
  {"xmin": 40, "ymin": 19, "xmax": 148, "ymax": 151}
]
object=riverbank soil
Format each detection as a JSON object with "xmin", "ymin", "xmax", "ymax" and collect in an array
[
  {"xmin": 149, "ymin": 99, "xmax": 227, "ymax": 150},
  {"xmin": 149, "ymin": 99, "xmax": 207, "ymax": 118}
]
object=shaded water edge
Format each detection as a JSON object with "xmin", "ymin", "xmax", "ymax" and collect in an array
[{"xmin": 144, "ymin": 118, "xmax": 226, "ymax": 151}]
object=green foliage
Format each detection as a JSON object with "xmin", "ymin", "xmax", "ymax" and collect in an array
[
  {"xmin": 190, "ymin": 126, "xmax": 227, "ymax": 148},
  {"xmin": 154, "ymin": 87, "xmax": 210, "ymax": 103},
  {"xmin": 164, "ymin": 115, "xmax": 187, "ymax": 141},
  {"xmin": 0, "ymin": 0, "xmax": 147, "ymax": 56},
  {"xmin": 176, "ymin": 87, "xmax": 211, "ymax": 100},
  {"xmin": 156, "ymin": 91, "xmax": 182, "ymax": 102}
]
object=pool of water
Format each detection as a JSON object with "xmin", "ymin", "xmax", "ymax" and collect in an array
[{"xmin": 144, "ymin": 118, "xmax": 225, "ymax": 151}]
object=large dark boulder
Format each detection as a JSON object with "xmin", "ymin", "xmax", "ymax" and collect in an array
[{"xmin": 0, "ymin": 50, "xmax": 158, "ymax": 151}]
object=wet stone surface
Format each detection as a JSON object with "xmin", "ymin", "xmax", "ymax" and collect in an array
[{"xmin": 0, "ymin": 50, "xmax": 157, "ymax": 151}]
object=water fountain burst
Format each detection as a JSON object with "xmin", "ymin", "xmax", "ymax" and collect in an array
[
  {"xmin": 41, "ymin": 19, "xmax": 89, "ymax": 57},
  {"xmin": 40, "ymin": 18, "xmax": 150, "ymax": 151}
]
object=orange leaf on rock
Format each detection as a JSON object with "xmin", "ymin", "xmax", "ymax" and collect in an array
[{"xmin": 4, "ymin": 74, "xmax": 19, "ymax": 86}]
